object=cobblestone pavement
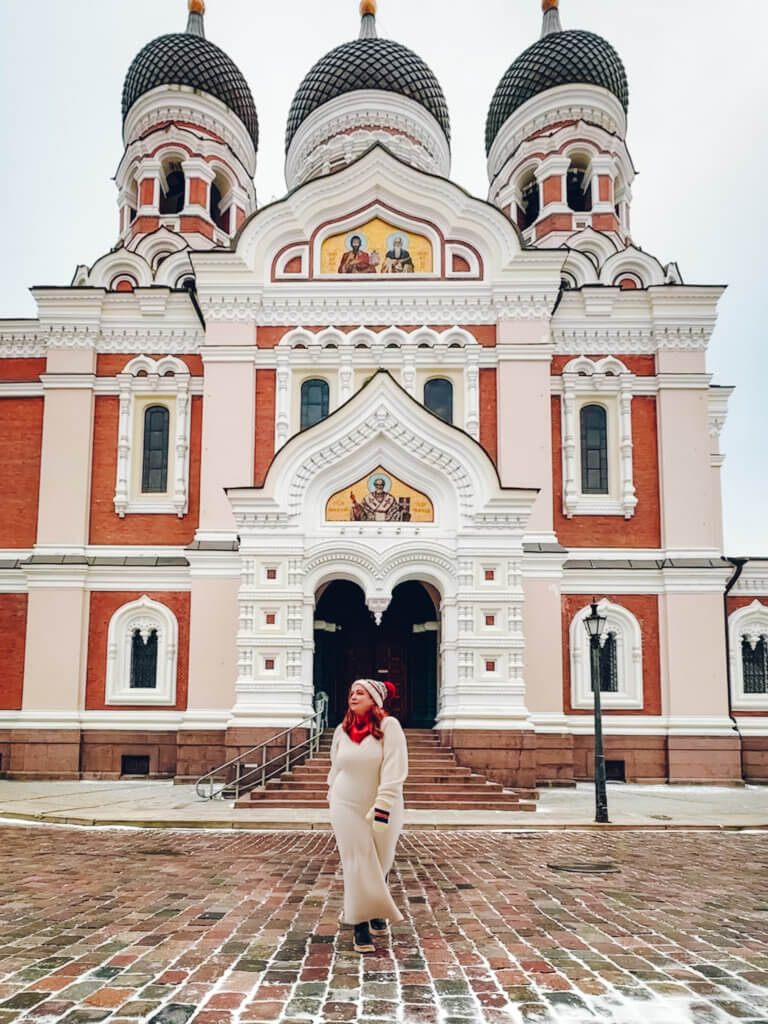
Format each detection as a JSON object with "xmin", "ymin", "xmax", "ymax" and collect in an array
[{"xmin": 2, "ymin": 826, "xmax": 767, "ymax": 1024}]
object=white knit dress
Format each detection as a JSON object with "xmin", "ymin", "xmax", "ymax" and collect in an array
[{"xmin": 327, "ymin": 715, "xmax": 409, "ymax": 926}]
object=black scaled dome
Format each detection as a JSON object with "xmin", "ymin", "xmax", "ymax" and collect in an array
[
  {"xmin": 486, "ymin": 29, "xmax": 628, "ymax": 155},
  {"xmin": 122, "ymin": 6, "xmax": 258, "ymax": 150},
  {"xmin": 286, "ymin": 35, "xmax": 450, "ymax": 154}
]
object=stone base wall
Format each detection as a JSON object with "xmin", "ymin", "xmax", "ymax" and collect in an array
[
  {"xmin": 0, "ymin": 726, "xmax": 757, "ymax": 785},
  {"xmin": 436, "ymin": 729, "xmax": 537, "ymax": 789},
  {"xmin": 742, "ymin": 736, "xmax": 768, "ymax": 784},
  {"xmin": 573, "ymin": 735, "xmax": 668, "ymax": 784}
]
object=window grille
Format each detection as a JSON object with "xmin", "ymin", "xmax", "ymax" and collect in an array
[
  {"xmin": 141, "ymin": 405, "xmax": 169, "ymax": 493},
  {"xmin": 598, "ymin": 632, "xmax": 619, "ymax": 693},
  {"xmin": 300, "ymin": 379, "xmax": 329, "ymax": 430},
  {"xmin": 424, "ymin": 378, "xmax": 453, "ymax": 424},
  {"xmin": 742, "ymin": 636, "xmax": 768, "ymax": 694},
  {"xmin": 580, "ymin": 404, "xmax": 608, "ymax": 494},
  {"xmin": 130, "ymin": 629, "xmax": 158, "ymax": 689}
]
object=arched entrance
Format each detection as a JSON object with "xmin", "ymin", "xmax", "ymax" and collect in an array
[{"xmin": 313, "ymin": 580, "xmax": 439, "ymax": 728}]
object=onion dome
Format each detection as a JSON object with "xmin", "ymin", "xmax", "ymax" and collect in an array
[
  {"xmin": 286, "ymin": 0, "xmax": 450, "ymax": 154},
  {"xmin": 122, "ymin": 0, "xmax": 259, "ymax": 149},
  {"xmin": 486, "ymin": 0, "xmax": 628, "ymax": 155}
]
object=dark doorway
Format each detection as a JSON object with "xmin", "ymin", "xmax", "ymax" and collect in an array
[{"xmin": 313, "ymin": 580, "xmax": 439, "ymax": 728}]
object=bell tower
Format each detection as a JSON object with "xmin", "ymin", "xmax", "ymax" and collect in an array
[
  {"xmin": 486, "ymin": 0, "xmax": 635, "ymax": 248},
  {"xmin": 115, "ymin": 0, "xmax": 259, "ymax": 252}
]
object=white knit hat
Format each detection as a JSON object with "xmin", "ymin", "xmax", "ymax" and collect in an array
[{"xmin": 354, "ymin": 678, "xmax": 394, "ymax": 708}]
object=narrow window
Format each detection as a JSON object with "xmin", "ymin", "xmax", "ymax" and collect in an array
[
  {"xmin": 159, "ymin": 163, "xmax": 185, "ymax": 215},
  {"xmin": 130, "ymin": 629, "xmax": 158, "ymax": 689},
  {"xmin": 142, "ymin": 405, "xmax": 170, "ymax": 493},
  {"xmin": 518, "ymin": 171, "xmax": 540, "ymax": 230},
  {"xmin": 301, "ymin": 379, "xmax": 329, "ymax": 430},
  {"xmin": 210, "ymin": 177, "xmax": 230, "ymax": 232},
  {"xmin": 567, "ymin": 158, "xmax": 592, "ymax": 212},
  {"xmin": 580, "ymin": 404, "xmax": 608, "ymax": 494},
  {"xmin": 424, "ymin": 378, "xmax": 453, "ymax": 424},
  {"xmin": 742, "ymin": 637, "xmax": 768, "ymax": 694},
  {"xmin": 598, "ymin": 632, "xmax": 619, "ymax": 693}
]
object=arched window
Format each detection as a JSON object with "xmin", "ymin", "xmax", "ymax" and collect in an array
[
  {"xmin": 130, "ymin": 629, "xmax": 158, "ymax": 689},
  {"xmin": 300, "ymin": 379, "xmax": 329, "ymax": 430},
  {"xmin": 570, "ymin": 600, "xmax": 643, "ymax": 709},
  {"xmin": 142, "ymin": 406, "xmax": 170, "ymax": 493},
  {"xmin": 729, "ymin": 602, "xmax": 768, "ymax": 708},
  {"xmin": 580, "ymin": 404, "xmax": 608, "ymax": 494},
  {"xmin": 742, "ymin": 636, "xmax": 768, "ymax": 694},
  {"xmin": 105, "ymin": 596, "xmax": 178, "ymax": 705},
  {"xmin": 159, "ymin": 162, "xmax": 185, "ymax": 215},
  {"xmin": 517, "ymin": 170, "xmax": 540, "ymax": 230},
  {"xmin": 424, "ymin": 378, "xmax": 453, "ymax": 424},
  {"xmin": 567, "ymin": 156, "xmax": 593, "ymax": 213}
]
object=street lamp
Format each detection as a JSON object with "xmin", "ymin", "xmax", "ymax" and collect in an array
[{"xmin": 583, "ymin": 600, "xmax": 609, "ymax": 823}]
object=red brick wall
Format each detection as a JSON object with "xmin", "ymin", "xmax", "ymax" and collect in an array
[
  {"xmin": 85, "ymin": 591, "xmax": 190, "ymax": 711},
  {"xmin": 0, "ymin": 398, "xmax": 43, "ymax": 547},
  {"xmin": 95, "ymin": 354, "xmax": 203, "ymax": 376},
  {"xmin": 535, "ymin": 213, "xmax": 572, "ymax": 239},
  {"xmin": 552, "ymin": 396, "xmax": 661, "ymax": 548},
  {"xmin": 562, "ymin": 593, "xmax": 661, "ymax": 715},
  {"xmin": 89, "ymin": 396, "xmax": 202, "ymax": 545},
  {"xmin": 0, "ymin": 359, "xmax": 45, "ymax": 381},
  {"xmin": 188, "ymin": 179, "xmax": 207, "ymax": 206},
  {"xmin": 255, "ymin": 370, "xmax": 276, "ymax": 486},
  {"xmin": 0, "ymin": 595, "xmax": 27, "ymax": 710},
  {"xmin": 479, "ymin": 368, "xmax": 498, "ymax": 466},
  {"xmin": 542, "ymin": 176, "xmax": 563, "ymax": 205}
]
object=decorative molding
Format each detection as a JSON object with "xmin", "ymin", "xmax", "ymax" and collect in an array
[
  {"xmin": 200, "ymin": 291, "xmax": 554, "ymax": 326},
  {"xmin": 114, "ymin": 355, "xmax": 192, "ymax": 519},
  {"xmin": 105, "ymin": 595, "xmax": 179, "ymax": 705},
  {"xmin": 728, "ymin": 600, "xmax": 768, "ymax": 711},
  {"xmin": 552, "ymin": 326, "xmax": 655, "ymax": 354},
  {"xmin": 569, "ymin": 598, "xmax": 644, "ymax": 710},
  {"xmin": 560, "ymin": 356, "xmax": 637, "ymax": 519},
  {"xmin": 286, "ymin": 90, "xmax": 450, "ymax": 189}
]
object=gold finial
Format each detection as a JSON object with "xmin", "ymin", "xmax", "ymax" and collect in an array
[
  {"xmin": 360, "ymin": 0, "xmax": 377, "ymax": 16},
  {"xmin": 542, "ymin": 0, "xmax": 558, "ymax": 10},
  {"xmin": 189, "ymin": 0, "xmax": 205, "ymax": 14}
]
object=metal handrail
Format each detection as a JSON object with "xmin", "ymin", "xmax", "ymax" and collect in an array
[{"xmin": 195, "ymin": 692, "xmax": 329, "ymax": 801}]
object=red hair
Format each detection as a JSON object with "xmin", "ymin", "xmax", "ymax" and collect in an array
[{"xmin": 342, "ymin": 702, "xmax": 386, "ymax": 740}]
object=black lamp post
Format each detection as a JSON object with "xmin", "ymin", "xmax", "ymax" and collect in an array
[{"xmin": 583, "ymin": 600, "xmax": 609, "ymax": 824}]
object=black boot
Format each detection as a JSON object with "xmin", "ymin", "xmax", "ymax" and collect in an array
[
  {"xmin": 369, "ymin": 918, "xmax": 388, "ymax": 934},
  {"xmin": 353, "ymin": 921, "xmax": 375, "ymax": 953}
]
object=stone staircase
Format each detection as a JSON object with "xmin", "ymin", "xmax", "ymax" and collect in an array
[{"xmin": 235, "ymin": 728, "xmax": 537, "ymax": 811}]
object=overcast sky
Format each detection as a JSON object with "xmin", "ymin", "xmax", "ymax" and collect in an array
[{"xmin": 0, "ymin": 1, "xmax": 765, "ymax": 555}]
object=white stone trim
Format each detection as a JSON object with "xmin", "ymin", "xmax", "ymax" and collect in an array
[
  {"xmin": 569, "ymin": 598, "xmax": 644, "ymax": 710},
  {"xmin": 113, "ymin": 356, "xmax": 191, "ymax": 518},
  {"xmin": 729, "ymin": 600, "xmax": 768, "ymax": 710},
  {"xmin": 122, "ymin": 85, "xmax": 257, "ymax": 179},
  {"xmin": 285, "ymin": 90, "xmax": 450, "ymax": 190},
  {"xmin": 105, "ymin": 595, "xmax": 178, "ymax": 705},
  {"xmin": 273, "ymin": 326, "xmax": 481, "ymax": 448},
  {"xmin": 560, "ymin": 356, "xmax": 637, "ymax": 519},
  {"xmin": 274, "ymin": 244, "xmax": 310, "ymax": 280},
  {"xmin": 487, "ymin": 84, "xmax": 627, "ymax": 190}
]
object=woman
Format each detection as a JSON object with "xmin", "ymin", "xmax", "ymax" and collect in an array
[{"xmin": 327, "ymin": 678, "xmax": 409, "ymax": 953}]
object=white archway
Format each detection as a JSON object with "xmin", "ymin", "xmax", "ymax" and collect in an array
[{"xmin": 227, "ymin": 372, "xmax": 538, "ymax": 729}]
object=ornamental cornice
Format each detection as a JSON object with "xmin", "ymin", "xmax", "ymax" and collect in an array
[
  {"xmin": 653, "ymin": 326, "xmax": 712, "ymax": 351},
  {"xmin": 552, "ymin": 326, "xmax": 654, "ymax": 354},
  {"xmin": 0, "ymin": 328, "xmax": 46, "ymax": 358},
  {"xmin": 40, "ymin": 326, "xmax": 204, "ymax": 353},
  {"xmin": 201, "ymin": 292, "xmax": 553, "ymax": 326}
]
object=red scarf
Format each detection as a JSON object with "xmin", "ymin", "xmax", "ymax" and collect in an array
[{"xmin": 347, "ymin": 711, "xmax": 388, "ymax": 744}]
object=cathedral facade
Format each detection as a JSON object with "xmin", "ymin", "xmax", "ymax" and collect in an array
[{"xmin": 1, "ymin": 0, "xmax": 767, "ymax": 787}]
